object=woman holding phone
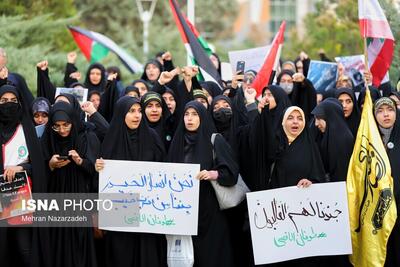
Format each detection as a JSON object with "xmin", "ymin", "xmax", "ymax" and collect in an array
[{"xmin": 41, "ymin": 101, "xmax": 100, "ymax": 267}]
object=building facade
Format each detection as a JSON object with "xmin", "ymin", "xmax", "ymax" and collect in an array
[{"xmin": 233, "ymin": 0, "xmax": 315, "ymax": 44}]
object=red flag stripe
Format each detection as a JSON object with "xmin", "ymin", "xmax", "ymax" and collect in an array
[
  {"xmin": 169, "ymin": 0, "xmax": 189, "ymax": 43},
  {"xmin": 359, "ymin": 19, "xmax": 394, "ymax": 40},
  {"xmin": 252, "ymin": 21, "xmax": 286, "ymax": 97},
  {"xmin": 69, "ymin": 30, "xmax": 93, "ymax": 62},
  {"xmin": 186, "ymin": 17, "xmax": 200, "ymax": 38},
  {"xmin": 169, "ymin": 0, "xmax": 222, "ymax": 86},
  {"xmin": 370, "ymin": 39, "xmax": 394, "ymax": 87}
]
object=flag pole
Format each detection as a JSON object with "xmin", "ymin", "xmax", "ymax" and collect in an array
[
  {"xmin": 363, "ymin": 38, "xmax": 370, "ymax": 92},
  {"xmin": 363, "ymin": 0, "xmax": 370, "ymax": 92}
]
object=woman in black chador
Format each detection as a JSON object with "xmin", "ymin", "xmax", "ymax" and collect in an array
[
  {"xmin": 311, "ymin": 98, "xmax": 353, "ymax": 267},
  {"xmin": 373, "ymin": 97, "xmax": 400, "ymax": 267},
  {"xmin": 41, "ymin": 101, "xmax": 99, "ymax": 267},
  {"xmin": 96, "ymin": 96, "xmax": 167, "ymax": 267},
  {"xmin": 311, "ymin": 98, "xmax": 354, "ymax": 182},
  {"xmin": 335, "ymin": 87, "xmax": 361, "ymax": 138},
  {"xmin": 267, "ymin": 106, "xmax": 325, "ymax": 267},
  {"xmin": 0, "ymin": 85, "xmax": 49, "ymax": 267},
  {"xmin": 269, "ymin": 106, "xmax": 325, "ymax": 189},
  {"xmin": 168, "ymin": 101, "xmax": 238, "ymax": 267}
]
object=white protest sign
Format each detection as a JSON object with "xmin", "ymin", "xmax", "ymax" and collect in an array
[
  {"xmin": 228, "ymin": 45, "xmax": 271, "ymax": 74},
  {"xmin": 247, "ymin": 182, "xmax": 352, "ymax": 265},
  {"xmin": 99, "ymin": 160, "xmax": 200, "ymax": 235},
  {"xmin": 55, "ymin": 87, "xmax": 88, "ymax": 105},
  {"xmin": 335, "ymin": 55, "xmax": 365, "ymax": 87},
  {"xmin": 221, "ymin": 62, "xmax": 233, "ymax": 81}
]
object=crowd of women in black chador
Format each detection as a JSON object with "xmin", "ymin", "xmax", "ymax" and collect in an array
[{"xmin": 1, "ymin": 47, "xmax": 400, "ymax": 267}]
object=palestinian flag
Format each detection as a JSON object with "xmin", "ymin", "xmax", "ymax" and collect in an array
[
  {"xmin": 251, "ymin": 21, "xmax": 286, "ymax": 97},
  {"xmin": 169, "ymin": 0, "xmax": 222, "ymax": 88},
  {"xmin": 358, "ymin": 0, "xmax": 394, "ymax": 87},
  {"xmin": 67, "ymin": 26, "xmax": 143, "ymax": 73}
]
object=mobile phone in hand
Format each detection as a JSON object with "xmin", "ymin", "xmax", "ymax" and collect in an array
[
  {"xmin": 57, "ymin": 156, "xmax": 69, "ymax": 161},
  {"xmin": 236, "ymin": 61, "xmax": 245, "ymax": 81},
  {"xmin": 236, "ymin": 61, "xmax": 245, "ymax": 75}
]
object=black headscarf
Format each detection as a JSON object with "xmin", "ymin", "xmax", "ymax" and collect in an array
[
  {"xmin": 168, "ymin": 100, "xmax": 237, "ymax": 267},
  {"xmin": 101, "ymin": 96, "xmax": 165, "ymax": 161},
  {"xmin": 70, "ymin": 82, "xmax": 86, "ymax": 88},
  {"xmin": 140, "ymin": 59, "xmax": 163, "ymax": 85},
  {"xmin": 276, "ymin": 69, "xmax": 295, "ymax": 85},
  {"xmin": 7, "ymin": 72, "xmax": 35, "ymax": 112},
  {"xmin": 88, "ymin": 90, "xmax": 101, "ymax": 100},
  {"xmin": 335, "ymin": 87, "xmax": 361, "ymax": 137},
  {"xmin": 132, "ymin": 79, "xmax": 150, "ymax": 91},
  {"xmin": 377, "ymin": 110, "xmax": 400, "ymax": 266},
  {"xmin": 43, "ymin": 102, "xmax": 75, "ymax": 158},
  {"xmin": 0, "ymin": 86, "xmax": 23, "ymax": 145},
  {"xmin": 84, "ymin": 63, "xmax": 107, "ymax": 92},
  {"xmin": 238, "ymin": 88, "xmax": 299, "ymax": 191},
  {"xmin": 141, "ymin": 91, "xmax": 172, "ymax": 147},
  {"xmin": 384, "ymin": 110, "xmax": 400, "ymax": 211},
  {"xmin": 0, "ymin": 85, "xmax": 51, "ymax": 266},
  {"xmin": 277, "ymin": 69, "xmax": 317, "ymax": 122},
  {"xmin": 168, "ymin": 101, "xmax": 216, "ymax": 170},
  {"xmin": 263, "ymin": 85, "xmax": 292, "ymax": 131},
  {"xmin": 41, "ymin": 101, "xmax": 99, "ymax": 193},
  {"xmin": 0, "ymin": 85, "xmax": 47, "ymax": 191},
  {"xmin": 123, "ymin": 85, "xmax": 139, "ymax": 97},
  {"xmin": 162, "ymin": 87, "xmax": 180, "ymax": 139},
  {"xmin": 200, "ymin": 81, "xmax": 222, "ymax": 98},
  {"xmin": 210, "ymin": 95, "xmax": 239, "ymax": 156},
  {"xmin": 211, "ymin": 52, "xmax": 222, "ymax": 77},
  {"xmin": 55, "ymin": 93, "xmax": 86, "ymax": 130},
  {"xmin": 270, "ymin": 106, "xmax": 325, "ymax": 188},
  {"xmin": 390, "ymin": 91, "xmax": 400, "ymax": 102},
  {"xmin": 358, "ymin": 86, "xmax": 381, "ymax": 110},
  {"xmin": 311, "ymin": 98, "xmax": 354, "ymax": 182}
]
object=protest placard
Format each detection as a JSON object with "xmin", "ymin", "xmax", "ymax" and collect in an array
[
  {"xmin": 335, "ymin": 55, "xmax": 365, "ymax": 87},
  {"xmin": 0, "ymin": 171, "xmax": 32, "ymax": 220},
  {"xmin": 55, "ymin": 87, "xmax": 88, "ymax": 105},
  {"xmin": 221, "ymin": 62, "xmax": 233, "ymax": 81},
  {"xmin": 99, "ymin": 160, "xmax": 200, "ymax": 235},
  {"xmin": 228, "ymin": 45, "xmax": 271, "ymax": 74},
  {"xmin": 247, "ymin": 182, "xmax": 352, "ymax": 265},
  {"xmin": 307, "ymin": 60, "xmax": 338, "ymax": 92}
]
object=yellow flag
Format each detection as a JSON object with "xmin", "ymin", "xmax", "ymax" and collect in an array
[{"xmin": 347, "ymin": 89, "xmax": 397, "ymax": 267}]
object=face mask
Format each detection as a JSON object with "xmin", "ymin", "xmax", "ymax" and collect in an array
[
  {"xmin": 213, "ymin": 107, "xmax": 232, "ymax": 123},
  {"xmin": 280, "ymin": 83, "xmax": 293, "ymax": 95},
  {"xmin": 0, "ymin": 102, "xmax": 21, "ymax": 123}
]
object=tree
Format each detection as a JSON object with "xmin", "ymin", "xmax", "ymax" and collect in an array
[
  {"xmin": 0, "ymin": 14, "xmax": 82, "ymax": 94},
  {"xmin": 75, "ymin": 0, "xmax": 238, "ymax": 67},
  {"xmin": 284, "ymin": 0, "xmax": 400, "ymax": 87},
  {"xmin": 284, "ymin": 0, "xmax": 362, "ymax": 60},
  {"xmin": 0, "ymin": 0, "xmax": 76, "ymax": 18},
  {"xmin": 0, "ymin": 0, "xmax": 238, "ymax": 92}
]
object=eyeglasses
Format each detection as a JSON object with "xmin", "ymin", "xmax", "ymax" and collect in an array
[
  {"xmin": 52, "ymin": 123, "xmax": 72, "ymax": 132},
  {"xmin": 0, "ymin": 98, "xmax": 18, "ymax": 104},
  {"xmin": 244, "ymin": 77, "xmax": 254, "ymax": 84}
]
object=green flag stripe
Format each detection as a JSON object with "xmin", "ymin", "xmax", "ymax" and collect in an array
[
  {"xmin": 197, "ymin": 36, "xmax": 212, "ymax": 56},
  {"xmin": 90, "ymin": 42, "xmax": 109, "ymax": 63}
]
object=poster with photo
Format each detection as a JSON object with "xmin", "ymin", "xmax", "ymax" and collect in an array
[
  {"xmin": 55, "ymin": 87, "xmax": 88, "ymax": 105},
  {"xmin": 307, "ymin": 61, "xmax": 338, "ymax": 92}
]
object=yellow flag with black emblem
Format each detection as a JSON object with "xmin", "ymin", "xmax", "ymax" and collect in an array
[{"xmin": 347, "ymin": 89, "xmax": 397, "ymax": 267}]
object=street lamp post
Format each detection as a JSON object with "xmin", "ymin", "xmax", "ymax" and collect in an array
[
  {"xmin": 136, "ymin": 0, "xmax": 157, "ymax": 61},
  {"xmin": 187, "ymin": 0, "xmax": 195, "ymax": 66}
]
